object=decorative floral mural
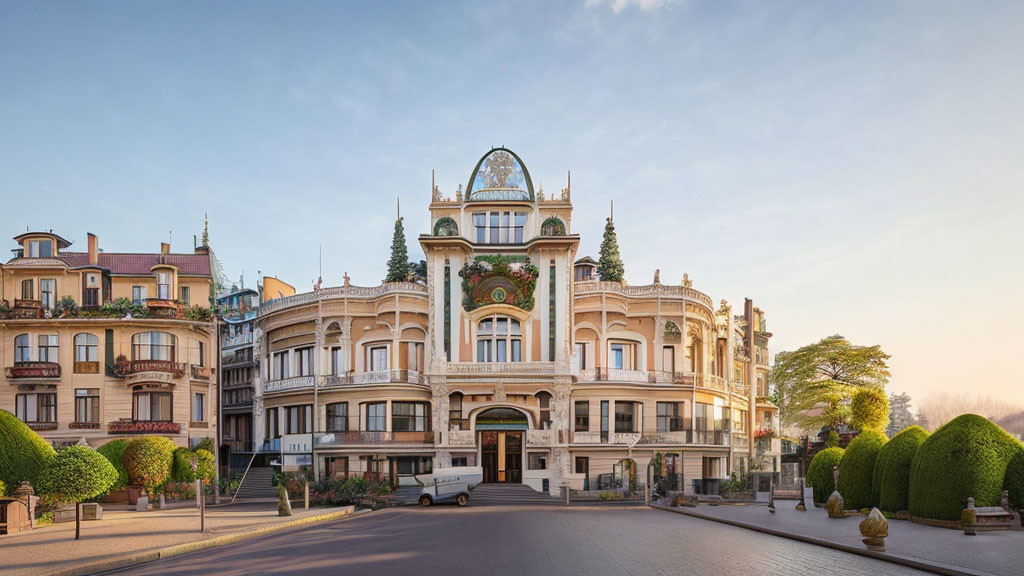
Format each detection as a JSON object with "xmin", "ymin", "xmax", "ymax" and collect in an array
[{"xmin": 459, "ymin": 254, "xmax": 538, "ymax": 311}]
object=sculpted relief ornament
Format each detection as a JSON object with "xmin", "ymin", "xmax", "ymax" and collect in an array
[{"xmin": 460, "ymin": 254, "xmax": 538, "ymax": 311}]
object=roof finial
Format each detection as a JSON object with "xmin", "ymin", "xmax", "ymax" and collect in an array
[
  {"xmin": 397, "ymin": 196, "xmax": 401, "ymax": 219},
  {"xmin": 610, "ymin": 199, "xmax": 614, "ymax": 222},
  {"xmin": 201, "ymin": 213, "xmax": 209, "ymax": 247}
]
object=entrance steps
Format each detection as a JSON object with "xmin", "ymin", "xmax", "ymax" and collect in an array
[
  {"xmin": 232, "ymin": 467, "xmax": 278, "ymax": 504},
  {"xmin": 469, "ymin": 484, "xmax": 560, "ymax": 507}
]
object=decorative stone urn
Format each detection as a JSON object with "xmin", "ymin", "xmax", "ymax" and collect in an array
[
  {"xmin": 859, "ymin": 508, "xmax": 888, "ymax": 551},
  {"xmin": 277, "ymin": 484, "xmax": 292, "ymax": 517},
  {"xmin": 826, "ymin": 490, "xmax": 845, "ymax": 518}
]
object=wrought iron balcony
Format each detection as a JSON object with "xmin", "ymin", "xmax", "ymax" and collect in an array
[
  {"xmin": 5, "ymin": 361, "xmax": 61, "ymax": 380},
  {"xmin": 144, "ymin": 298, "xmax": 183, "ymax": 318},
  {"xmin": 444, "ymin": 362, "xmax": 555, "ymax": 375},
  {"xmin": 107, "ymin": 419, "xmax": 181, "ymax": 434},
  {"xmin": 323, "ymin": 370, "xmax": 426, "ymax": 387},
  {"xmin": 314, "ymin": 430, "xmax": 434, "ymax": 446},
  {"xmin": 113, "ymin": 360, "xmax": 186, "ymax": 378},
  {"xmin": 264, "ymin": 375, "xmax": 315, "ymax": 394}
]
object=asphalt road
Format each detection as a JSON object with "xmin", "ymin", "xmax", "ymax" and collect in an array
[{"xmin": 110, "ymin": 504, "xmax": 932, "ymax": 576}]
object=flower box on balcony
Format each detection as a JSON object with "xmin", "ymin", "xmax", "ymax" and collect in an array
[
  {"xmin": 5, "ymin": 362, "xmax": 61, "ymax": 379},
  {"xmin": 27, "ymin": 421, "xmax": 58, "ymax": 431},
  {"xmin": 144, "ymin": 298, "xmax": 183, "ymax": 319},
  {"xmin": 74, "ymin": 361, "xmax": 101, "ymax": 374},
  {"xmin": 190, "ymin": 421, "xmax": 209, "ymax": 429},
  {"xmin": 113, "ymin": 360, "xmax": 185, "ymax": 378},
  {"xmin": 69, "ymin": 421, "xmax": 100, "ymax": 430},
  {"xmin": 107, "ymin": 419, "xmax": 181, "ymax": 434}
]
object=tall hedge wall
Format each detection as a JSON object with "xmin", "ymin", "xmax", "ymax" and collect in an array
[
  {"xmin": 838, "ymin": 430, "xmax": 887, "ymax": 510},
  {"xmin": 0, "ymin": 409, "xmax": 56, "ymax": 491},
  {"xmin": 873, "ymin": 425, "xmax": 929, "ymax": 512},
  {"xmin": 1002, "ymin": 443, "xmax": 1024, "ymax": 510},
  {"xmin": 807, "ymin": 447, "xmax": 845, "ymax": 504},
  {"xmin": 97, "ymin": 439, "xmax": 131, "ymax": 491},
  {"xmin": 908, "ymin": 414, "xmax": 1022, "ymax": 521}
]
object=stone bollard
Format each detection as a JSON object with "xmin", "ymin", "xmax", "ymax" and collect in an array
[
  {"xmin": 158, "ymin": 493, "xmax": 166, "ymax": 510},
  {"xmin": 826, "ymin": 490, "xmax": 845, "ymax": 518},
  {"xmin": 136, "ymin": 495, "xmax": 150, "ymax": 512},
  {"xmin": 768, "ymin": 481, "xmax": 776, "ymax": 514},
  {"xmin": 795, "ymin": 478, "xmax": 807, "ymax": 511},
  {"xmin": 962, "ymin": 497, "xmax": 978, "ymax": 535},
  {"xmin": 859, "ymin": 508, "xmax": 888, "ymax": 551},
  {"xmin": 15, "ymin": 481, "xmax": 37, "ymax": 530},
  {"xmin": 277, "ymin": 484, "xmax": 293, "ymax": 517}
]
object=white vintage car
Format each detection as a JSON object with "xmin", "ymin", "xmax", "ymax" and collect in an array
[{"xmin": 417, "ymin": 466, "xmax": 483, "ymax": 507}]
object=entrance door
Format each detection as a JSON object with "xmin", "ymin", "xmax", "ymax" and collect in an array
[
  {"xmin": 479, "ymin": 430, "xmax": 522, "ymax": 483},
  {"xmin": 504, "ymin": 431, "xmax": 522, "ymax": 483},
  {"xmin": 481, "ymin": 431, "xmax": 499, "ymax": 483}
]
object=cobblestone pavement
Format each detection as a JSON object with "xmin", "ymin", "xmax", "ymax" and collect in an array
[
  {"xmin": 114, "ymin": 504, "xmax": 934, "ymax": 576},
  {"xmin": 689, "ymin": 502, "xmax": 1023, "ymax": 576},
  {"xmin": 1, "ymin": 503, "xmax": 352, "ymax": 576}
]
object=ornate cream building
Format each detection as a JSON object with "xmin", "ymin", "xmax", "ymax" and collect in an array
[
  {"xmin": 253, "ymin": 148, "xmax": 779, "ymax": 494},
  {"xmin": 0, "ymin": 230, "xmax": 219, "ymax": 449}
]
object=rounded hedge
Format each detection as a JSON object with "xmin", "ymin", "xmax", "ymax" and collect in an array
[
  {"xmin": 908, "ymin": 414, "xmax": 1022, "ymax": 521},
  {"xmin": 873, "ymin": 425, "xmax": 929, "ymax": 512},
  {"xmin": 838, "ymin": 430, "xmax": 888, "ymax": 510},
  {"xmin": 807, "ymin": 447, "xmax": 845, "ymax": 504},
  {"xmin": 123, "ymin": 436, "xmax": 177, "ymax": 496},
  {"xmin": 37, "ymin": 445, "xmax": 118, "ymax": 504},
  {"xmin": 1001, "ymin": 442, "xmax": 1024, "ymax": 510},
  {"xmin": 0, "ymin": 479, "xmax": 5, "ymax": 496},
  {"xmin": 172, "ymin": 448, "xmax": 216, "ymax": 484},
  {"xmin": 850, "ymin": 387, "xmax": 889, "ymax": 433},
  {"xmin": 97, "ymin": 439, "xmax": 130, "ymax": 491},
  {"xmin": 0, "ymin": 409, "xmax": 56, "ymax": 491}
]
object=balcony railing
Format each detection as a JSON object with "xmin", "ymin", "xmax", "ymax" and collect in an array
[
  {"xmin": 573, "ymin": 280, "xmax": 714, "ymax": 309},
  {"xmin": 144, "ymin": 298, "xmax": 183, "ymax": 318},
  {"xmin": 107, "ymin": 419, "xmax": 182, "ymax": 434},
  {"xmin": 113, "ymin": 360, "xmax": 186, "ymax": 378},
  {"xmin": 573, "ymin": 429, "xmax": 731, "ymax": 446},
  {"xmin": 571, "ymin": 431, "xmax": 642, "ymax": 445},
  {"xmin": 579, "ymin": 367, "xmax": 652, "ymax": 383},
  {"xmin": 444, "ymin": 362, "xmax": 555, "ymax": 375},
  {"xmin": 264, "ymin": 375, "xmax": 315, "ymax": 394},
  {"xmin": 25, "ymin": 421, "xmax": 58, "ymax": 431},
  {"xmin": 315, "ymin": 431, "xmax": 434, "ymax": 446},
  {"xmin": 323, "ymin": 370, "xmax": 426, "ymax": 387},
  {"xmin": 5, "ymin": 361, "xmax": 61, "ymax": 379},
  {"xmin": 8, "ymin": 299, "xmax": 44, "ymax": 319},
  {"xmin": 222, "ymin": 333, "xmax": 253, "ymax": 348},
  {"xmin": 190, "ymin": 365, "xmax": 212, "ymax": 379},
  {"xmin": 575, "ymin": 369, "xmax": 732, "ymax": 393},
  {"xmin": 74, "ymin": 361, "xmax": 100, "ymax": 374}
]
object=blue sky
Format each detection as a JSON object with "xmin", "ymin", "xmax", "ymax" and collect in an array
[{"xmin": 2, "ymin": 1, "xmax": 1022, "ymax": 404}]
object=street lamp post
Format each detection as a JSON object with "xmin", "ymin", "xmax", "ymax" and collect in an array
[{"xmin": 191, "ymin": 456, "xmax": 205, "ymax": 533}]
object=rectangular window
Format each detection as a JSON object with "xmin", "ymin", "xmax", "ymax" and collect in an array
[
  {"xmin": 83, "ymin": 288, "xmax": 99, "ymax": 307},
  {"xmin": 496, "ymin": 339, "xmax": 507, "ymax": 362},
  {"xmin": 27, "ymin": 240, "xmax": 53, "ymax": 258},
  {"xmin": 179, "ymin": 285, "xmax": 190, "ymax": 306},
  {"xmin": 132, "ymin": 285, "xmax": 144, "ymax": 305},
  {"xmin": 511, "ymin": 339, "xmax": 521, "ymax": 362},
  {"xmin": 489, "ymin": 212, "xmax": 499, "ymax": 243},
  {"xmin": 15, "ymin": 335, "xmax": 31, "ymax": 362},
  {"xmin": 156, "ymin": 273, "xmax": 170, "ymax": 300},
  {"xmin": 192, "ymin": 392, "xmax": 205, "ymax": 422},
  {"xmin": 366, "ymin": 402, "xmax": 387, "ymax": 432},
  {"xmin": 574, "ymin": 343, "xmax": 587, "ymax": 370},
  {"xmin": 296, "ymin": 347, "xmax": 314, "ymax": 376},
  {"xmin": 75, "ymin": 389, "xmax": 100, "ymax": 423},
  {"xmin": 369, "ymin": 346, "xmax": 388, "ymax": 371},
  {"xmin": 134, "ymin": 392, "xmax": 172, "ymax": 421},
  {"xmin": 473, "ymin": 213, "xmax": 487, "ymax": 243},
  {"xmin": 75, "ymin": 337, "xmax": 98, "ymax": 362},
  {"xmin": 21, "ymin": 279, "xmax": 34, "ymax": 300},
  {"xmin": 451, "ymin": 457, "xmax": 468, "ymax": 467},
  {"xmin": 614, "ymin": 401, "xmax": 637, "ymax": 433},
  {"xmin": 326, "ymin": 402, "xmax": 348, "ymax": 432},
  {"xmin": 16, "ymin": 393, "xmax": 56, "ymax": 423},
  {"xmin": 600, "ymin": 400, "xmax": 609, "ymax": 442},
  {"xmin": 284, "ymin": 405, "xmax": 311, "ymax": 434},
  {"xmin": 325, "ymin": 456, "xmax": 349, "ymax": 479},
  {"xmin": 575, "ymin": 456, "xmax": 589, "ymax": 475},
  {"xmin": 657, "ymin": 402, "xmax": 687, "ymax": 432},
  {"xmin": 40, "ymin": 279, "xmax": 56, "ymax": 309},
  {"xmin": 574, "ymin": 400, "xmax": 589, "ymax": 432},
  {"xmin": 610, "ymin": 344, "xmax": 625, "ymax": 369},
  {"xmin": 449, "ymin": 394, "xmax": 463, "ymax": 430},
  {"xmin": 538, "ymin": 394, "xmax": 551, "ymax": 428},
  {"xmin": 513, "ymin": 212, "xmax": 526, "ymax": 243},
  {"xmin": 528, "ymin": 452, "xmax": 547, "ymax": 470},
  {"xmin": 392, "ymin": 402, "xmax": 429, "ymax": 432},
  {"xmin": 331, "ymin": 347, "xmax": 342, "ymax": 375},
  {"xmin": 476, "ymin": 340, "xmax": 491, "ymax": 362},
  {"xmin": 662, "ymin": 346, "xmax": 675, "ymax": 374},
  {"xmin": 273, "ymin": 351, "xmax": 289, "ymax": 379},
  {"xmin": 266, "ymin": 408, "xmax": 279, "ymax": 438},
  {"xmin": 499, "ymin": 211, "xmax": 510, "ymax": 243},
  {"xmin": 38, "ymin": 335, "xmax": 59, "ymax": 363},
  {"xmin": 695, "ymin": 403, "xmax": 711, "ymax": 431}
]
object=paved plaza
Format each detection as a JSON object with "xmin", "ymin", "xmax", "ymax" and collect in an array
[{"xmin": 111, "ymin": 504, "xmax": 935, "ymax": 576}]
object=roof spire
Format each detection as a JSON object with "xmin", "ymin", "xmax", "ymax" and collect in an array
[
  {"xmin": 202, "ymin": 213, "xmax": 209, "ymax": 247},
  {"xmin": 610, "ymin": 199, "xmax": 614, "ymax": 222}
]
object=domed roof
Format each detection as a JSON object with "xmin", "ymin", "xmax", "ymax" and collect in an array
[{"xmin": 466, "ymin": 148, "xmax": 534, "ymax": 202}]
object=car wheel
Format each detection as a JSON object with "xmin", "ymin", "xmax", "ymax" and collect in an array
[
  {"xmin": 456, "ymin": 493, "xmax": 469, "ymax": 507},
  {"xmin": 419, "ymin": 495, "xmax": 432, "ymax": 506}
]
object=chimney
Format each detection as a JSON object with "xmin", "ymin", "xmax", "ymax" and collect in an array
[
  {"xmin": 87, "ymin": 233, "xmax": 98, "ymax": 265},
  {"xmin": 160, "ymin": 242, "xmax": 170, "ymax": 255}
]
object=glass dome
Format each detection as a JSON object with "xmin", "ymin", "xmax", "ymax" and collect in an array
[{"xmin": 466, "ymin": 148, "xmax": 534, "ymax": 202}]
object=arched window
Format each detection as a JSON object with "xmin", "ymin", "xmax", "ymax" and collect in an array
[
  {"xmin": 74, "ymin": 333, "xmax": 98, "ymax": 362},
  {"xmin": 131, "ymin": 331, "xmax": 177, "ymax": 361},
  {"xmin": 476, "ymin": 315, "xmax": 521, "ymax": 362},
  {"xmin": 14, "ymin": 334, "xmax": 30, "ymax": 363},
  {"xmin": 449, "ymin": 392, "xmax": 465, "ymax": 430},
  {"xmin": 433, "ymin": 217, "xmax": 459, "ymax": 237},
  {"xmin": 536, "ymin": 392, "xmax": 552, "ymax": 429},
  {"xmin": 540, "ymin": 216, "xmax": 566, "ymax": 236}
]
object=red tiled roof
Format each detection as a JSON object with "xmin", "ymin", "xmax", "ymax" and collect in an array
[{"xmin": 57, "ymin": 252, "xmax": 212, "ymax": 276}]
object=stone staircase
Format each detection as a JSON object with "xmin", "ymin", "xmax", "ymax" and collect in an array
[
  {"xmin": 467, "ymin": 484, "xmax": 560, "ymax": 507},
  {"xmin": 232, "ymin": 467, "xmax": 277, "ymax": 503}
]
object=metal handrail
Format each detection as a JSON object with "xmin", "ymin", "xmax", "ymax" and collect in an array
[{"xmin": 230, "ymin": 451, "xmax": 260, "ymax": 505}]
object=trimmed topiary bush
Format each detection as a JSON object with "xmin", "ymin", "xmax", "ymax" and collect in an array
[
  {"xmin": 123, "ymin": 436, "xmax": 177, "ymax": 497},
  {"xmin": 172, "ymin": 448, "xmax": 216, "ymax": 484},
  {"xmin": 97, "ymin": 439, "xmax": 130, "ymax": 491},
  {"xmin": 838, "ymin": 430, "xmax": 887, "ymax": 510},
  {"xmin": 195, "ymin": 437, "xmax": 215, "ymax": 453},
  {"xmin": 850, "ymin": 387, "xmax": 890, "ymax": 433},
  {"xmin": 0, "ymin": 479, "xmax": 5, "ymax": 496},
  {"xmin": 37, "ymin": 445, "xmax": 118, "ymax": 504},
  {"xmin": 1001, "ymin": 442, "xmax": 1024, "ymax": 510},
  {"xmin": 807, "ymin": 447, "xmax": 845, "ymax": 504},
  {"xmin": 0, "ymin": 409, "xmax": 56, "ymax": 491},
  {"xmin": 825, "ymin": 429, "xmax": 839, "ymax": 448},
  {"xmin": 909, "ymin": 414, "xmax": 1023, "ymax": 521},
  {"xmin": 873, "ymin": 425, "xmax": 929, "ymax": 512}
]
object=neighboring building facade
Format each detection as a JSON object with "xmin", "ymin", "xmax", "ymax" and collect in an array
[
  {"xmin": 252, "ymin": 148, "xmax": 779, "ymax": 493},
  {"xmin": 0, "ymin": 231, "xmax": 219, "ymax": 449}
]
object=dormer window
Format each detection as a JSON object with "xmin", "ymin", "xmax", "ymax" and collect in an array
[
  {"xmin": 26, "ymin": 240, "xmax": 53, "ymax": 258},
  {"xmin": 156, "ymin": 272, "xmax": 170, "ymax": 300}
]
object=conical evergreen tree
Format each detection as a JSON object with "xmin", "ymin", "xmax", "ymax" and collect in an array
[
  {"xmin": 598, "ymin": 217, "xmax": 625, "ymax": 283},
  {"xmin": 385, "ymin": 217, "xmax": 410, "ymax": 282}
]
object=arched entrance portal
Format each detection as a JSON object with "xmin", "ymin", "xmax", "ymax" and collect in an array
[{"xmin": 475, "ymin": 408, "xmax": 528, "ymax": 484}]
